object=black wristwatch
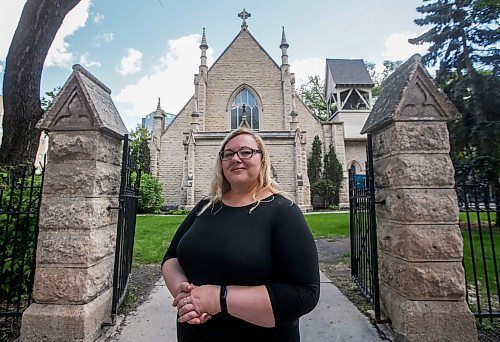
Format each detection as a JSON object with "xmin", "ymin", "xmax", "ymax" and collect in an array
[{"xmin": 220, "ymin": 285, "xmax": 228, "ymax": 313}]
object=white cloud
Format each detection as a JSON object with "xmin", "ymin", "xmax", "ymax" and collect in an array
[
  {"xmin": 0, "ymin": 1, "xmax": 91, "ymax": 69},
  {"xmin": 114, "ymin": 34, "xmax": 214, "ymax": 130},
  {"xmin": 290, "ymin": 57, "xmax": 324, "ymax": 87},
  {"xmin": 93, "ymin": 13, "xmax": 104, "ymax": 24},
  {"xmin": 45, "ymin": 0, "xmax": 92, "ymax": 68},
  {"xmin": 0, "ymin": 1, "xmax": 26, "ymax": 61},
  {"xmin": 117, "ymin": 48, "xmax": 143, "ymax": 76},
  {"xmin": 96, "ymin": 32, "xmax": 114, "ymax": 43},
  {"xmin": 79, "ymin": 53, "xmax": 101, "ymax": 68},
  {"xmin": 382, "ymin": 31, "xmax": 430, "ymax": 61}
]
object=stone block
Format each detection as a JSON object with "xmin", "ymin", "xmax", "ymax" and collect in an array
[
  {"xmin": 373, "ymin": 154, "xmax": 455, "ymax": 189},
  {"xmin": 378, "ymin": 222, "xmax": 463, "ymax": 261},
  {"xmin": 33, "ymin": 256, "xmax": 114, "ymax": 304},
  {"xmin": 43, "ymin": 161, "xmax": 121, "ymax": 196},
  {"xmin": 37, "ymin": 225, "xmax": 116, "ymax": 265},
  {"xmin": 21, "ymin": 287, "xmax": 112, "ymax": 342},
  {"xmin": 379, "ymin": 253, "xmax": 466, "ymax": 300},
  {"xmin": 376, "ymin": 188, "xmax": 458, "ymax": 224},
  {"xmin": 380, "ymin": 285, "xmax": 477, "ymax": 342},
  {"xmin": 372, "ymin": 122, "xmax": 450, "ymax": 158},
  {"xmin": 39, "ymin": 197, "xmax": 119, "ymax": 230},
  {"xmin": 48, "ymin": 131, "xmax": 122, "ymax": 166}
]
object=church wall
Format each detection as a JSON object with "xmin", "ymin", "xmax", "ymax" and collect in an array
[
  {"xmin": 158, "ymin": 98, "xmax": 195, "ymax": 207},
  {"xmin": 267, "ymin": 142, "xmax": 296, "ymax": 197},
  {"xmin": 205, "ymin": 31, "xmax": 284, "ymax": 132},
  {"xmin": 193, "ymin": 141, "xmax": 220, "ymax": 201},
  {"xmin": 295, "ymin": 99, "xmax": 323, "ymax": 156},
  {"xmin": 345, "ymin": 140, "xmax": 367, "ymax": 174}
]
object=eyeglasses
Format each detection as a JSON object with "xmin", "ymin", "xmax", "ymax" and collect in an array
[{"xmin": 219, "ymin": 147, "xmax": 262, "ymax": 161}]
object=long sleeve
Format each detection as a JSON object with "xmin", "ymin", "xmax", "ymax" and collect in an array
[{"xmin": 265, "ymin": 203, "xmax": 320, "ymax": 325}]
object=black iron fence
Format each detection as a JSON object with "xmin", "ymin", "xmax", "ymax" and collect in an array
[
  {"xmin": 110, "ymin": 135, "xmax": 141, "ymax": 321},
  {"xmin": 456, "ymin": 165, "xmax": 499, "ymax": 322},
  {"xmin": 0, "ymin": 162, "xmax": 45, "ymax": 339},
  {"xmin": 349, "ymin": 134, "xmax": 383, "ymax": 322}
]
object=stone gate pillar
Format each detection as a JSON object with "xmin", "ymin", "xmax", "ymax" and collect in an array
[
  {"xmin": 21, "ymin": 65, "xmax": 128, "ymax": 341},
  {"xmin": 361, "ymin": 55, "xmax": 477, "ymax": 341}
]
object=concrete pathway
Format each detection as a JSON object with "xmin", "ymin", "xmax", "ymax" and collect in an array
[{"xmin": 108, "ymin": 272, "xmax": 382, "ymax": 342}]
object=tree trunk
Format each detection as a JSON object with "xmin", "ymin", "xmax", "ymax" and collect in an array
[
  {"xmin": 0, "ymin": 0, "xmax": 81, "ymax": 166},
  {"xmin": 459, "ymin": 27, "xmax": 486, "ymax": 124}
]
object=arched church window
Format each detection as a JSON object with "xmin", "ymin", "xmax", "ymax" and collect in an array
[{"xmin": 230, "ymin": 88, "xmax": 259, "ymax": 130}]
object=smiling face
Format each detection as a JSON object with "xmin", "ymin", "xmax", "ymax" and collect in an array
[{"xmin": 221, "ymin": 133, "xmax": 263, "ymax": 190}]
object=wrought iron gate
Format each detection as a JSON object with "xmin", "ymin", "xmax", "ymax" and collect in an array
[
  {"xmin": 110, "ymin": 134, "xmax": 141, "ymax": 319},
  {"xmin": 0, "ymin": 162, "xmax": 45, "ymax": 339},
  {"xmin": 349, "ymin": 134, "xmax": 382, "ymax": 322},
  {"xmin": 455, "ymin": 164, "xmax": 499, "ymax": 322}
]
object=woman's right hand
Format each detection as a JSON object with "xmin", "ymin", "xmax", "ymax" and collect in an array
[
  {"xmin": 173, "ymin": 283, "xmax": 212, "ymax": 324},
  {"xmin": 174, "ymin": 281, "xmax": 193, "ymax": 298}
]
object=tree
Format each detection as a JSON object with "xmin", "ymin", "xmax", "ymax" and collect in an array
[
  {"xmin": 307, "ymin": 135, "xmax": 322, "ymax": 185},
  {"xmin": 409, "ymin": 0, "xmax": 499, "ymax": 123},
  {"xmin": 130, "ymin": 125, "xmax": 151, "ymax": 175},
  {"xmin": 41, "ymin": 87, "xmax": 62, "ymax": 112},
  {"xmin": 410, "ymin": 0, "xmax": 499, "ymax": 226},
  {"xmin": 323, "ymin": 144, "xmax": 343, "ymax": 205},
  {"xmin": 365, "ymin": 60, "xmax": 403, "ymax": 97},
  {"xmin": 0, "ymin": 0, "xmax": 81, "ymax": 166},
  {"xmin": 307, "ymin": 136, "xmax": 344, "ymax": 208},
  {"xmin": 297, "ymin": 75, "xmax": 328, "ymax": 120}
]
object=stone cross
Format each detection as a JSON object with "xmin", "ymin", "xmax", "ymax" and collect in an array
[{"xmin": 238, "ymin": 8, "xmax": 251, "ymax": 29}]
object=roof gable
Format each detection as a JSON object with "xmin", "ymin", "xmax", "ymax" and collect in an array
[{"xmin": 209, "ymin": 29, "xmax": 281, "ymax": 72}]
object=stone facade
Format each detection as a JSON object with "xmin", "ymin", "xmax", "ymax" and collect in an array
[
  {"xmin": 361, "ymin": 55, "xmax": 477, "ymax": 341},
  {"xmin": 152, "ymin": 17, "xmax": 369, "ymax": 210},
  {"xmin": 21, "ymin": 65, "xmax": 127, "ymax": 341}
]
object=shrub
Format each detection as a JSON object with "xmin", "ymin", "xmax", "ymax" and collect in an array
[
  {"xmin": 138, "ymin": 173, "xmax": 164, "ymax": 214},
  {"xmin": 164, "ymin": 208, "xmax": 190, "ymax": 215}
]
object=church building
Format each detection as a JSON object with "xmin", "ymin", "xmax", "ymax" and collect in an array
[{"xmin": 150, "ymin": 10, "xmax": 373, "ymax": 210}]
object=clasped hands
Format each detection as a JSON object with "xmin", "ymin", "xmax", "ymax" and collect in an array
[{"xmin": 172, "ymin": 282, "xmax": 221, "ymax": 324}]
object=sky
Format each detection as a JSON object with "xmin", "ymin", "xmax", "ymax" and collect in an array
[{"xmin": 0, "ymin": 0, "xmax": 430, "ymax": 131}]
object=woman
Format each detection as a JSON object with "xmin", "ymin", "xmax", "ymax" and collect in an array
[{"xmin": 162, "ymin": 128, "xmax": 320, "ymax": 341}]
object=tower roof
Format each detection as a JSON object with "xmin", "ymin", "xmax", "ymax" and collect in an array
[
  {"xmin": 280, "ymin": 26, "xmax": 289, "ymax": 49},
  {"xmin": 325, "ymin": 59, "xmax": 374, "ymax": 102},
  {"xmin": 200, "ymin": 27, "xmax": 208, "ymax": 49},
  {"xmin": 326, "ymin": 59, "xmax": 374, "ymax": 86}
]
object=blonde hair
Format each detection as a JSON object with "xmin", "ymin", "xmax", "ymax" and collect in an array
[{"xmin": 198, "ymin": 128, "xmax": 284, "ymax": 215}]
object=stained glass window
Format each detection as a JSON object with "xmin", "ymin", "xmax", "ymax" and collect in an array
[{"xmin": 230, "ymin": 89, "xmax": 259, "ymax": 130}]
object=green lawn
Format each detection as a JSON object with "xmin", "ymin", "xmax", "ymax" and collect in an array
[
  {"xmin": 133, "ymin": 212, "xmax": 350, "ymax": 265},
  {"xmin": 460, "ymin": 211, "xmax": 497, "ymax": 223},
  {"xmin": 304, "ymin": 213, "xmax": 350, "ymax": 238},
  {"xmin": 462, "ymin": 229, "xmax": 500, "ymax": 311}
]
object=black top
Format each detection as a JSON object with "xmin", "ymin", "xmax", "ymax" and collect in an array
[{"xmin": 162, "ymin": 195, "xmax": 320, "ymax": 342}]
